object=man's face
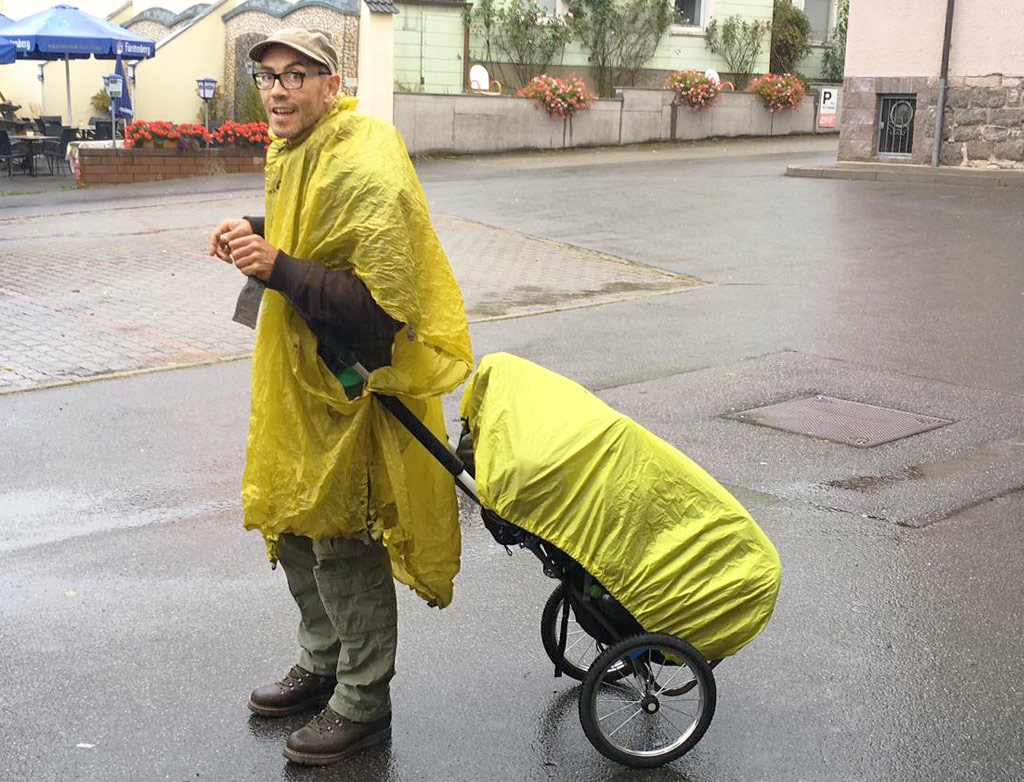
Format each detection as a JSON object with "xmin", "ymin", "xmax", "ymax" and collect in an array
[{"xmin": 257, "ymin": 45, "xmax": 340, "ymax": 139}]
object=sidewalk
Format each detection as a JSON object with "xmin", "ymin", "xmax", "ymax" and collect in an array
[
  {"xmin": 786, "ymin": 160, "xmax": 1024, "ymax": 187},
  {"xmin": 0, "ymin": 187, "xmax": 699, "ymax": 394}
]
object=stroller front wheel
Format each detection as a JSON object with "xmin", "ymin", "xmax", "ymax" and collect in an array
[
  {"xmin": 578, "ymin": 633, "xmax": 716, "ymax": 769},
  {"xmin": 540, "ymin": 584, "xmax": 628, "ymax": 682}
]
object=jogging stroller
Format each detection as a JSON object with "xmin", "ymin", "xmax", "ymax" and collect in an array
[{"xmin": 349, "ymin": 349, "xmax": 781, "ymax": 769}]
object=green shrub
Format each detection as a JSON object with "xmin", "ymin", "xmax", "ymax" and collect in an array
[
  {"xmin": 769, "ymin": 0, "xmax": 812, "ymax": 75},
  {"xmin": 704, "ymin": 15, "xmax": 771, "ymax": 90},
  {"xmin": 470, "ymin": 0, "xmax": 572, "ymax": 88},
  {"xmin": 90, "ymin": 89, "xmax": 110, "ymax": 115},
  {"xmin": 237, "ymin": 82, "xmax": 266, "ymax": 123},
  {"xmin": 821, "ymin": 0, "xmax": 849, "ymax": 82},
  {"xmin": 572, "ymin": 0, "xmax": 674, "ymax": 98}
]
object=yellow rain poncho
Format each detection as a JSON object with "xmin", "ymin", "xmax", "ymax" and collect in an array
[
  {"xmin": 242, "ymin": 96, "xmax": 473, "ymax": 608},
  {"xmin": 461, "ymin": 353, "xmax": 780, "ymax": 660}
]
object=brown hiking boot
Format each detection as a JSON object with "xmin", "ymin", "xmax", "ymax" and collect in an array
[
  {"xmin": 283, "ymin": 705, "xmax": 392, "ymax": 765},
  {"xmin": 247, "ymin": 665, "xmax": 337, "ymax": 717}
]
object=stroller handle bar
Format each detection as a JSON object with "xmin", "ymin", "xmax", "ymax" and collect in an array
[{"xmin": 341, "ymin": 348, "xmax": 480, "ymax": 503}]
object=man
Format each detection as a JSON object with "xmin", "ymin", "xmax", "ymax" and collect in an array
[{"xmin": 208, "ymin": 29, "xmax": 472, "ymax": 766}]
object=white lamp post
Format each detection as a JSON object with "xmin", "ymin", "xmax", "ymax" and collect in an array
[
  {"xmin": 103, "ymin": 72, "xmax": 124, "ymax": 149},
  {"xmin": 196, "ymin": 77, "xmax": 217, "ymax": 138}
]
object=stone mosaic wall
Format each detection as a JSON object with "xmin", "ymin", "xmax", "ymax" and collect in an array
[
  {"xmin": 224, "ymin": 8, "xmax": 359, "ymax": 120},
  {"xmin": 125, "ymin": 20, "xmax": 172, "ymax": 43},
  {"xmin": 839, "ymin": 74, "xmax": 1024, "ymax": 169}
]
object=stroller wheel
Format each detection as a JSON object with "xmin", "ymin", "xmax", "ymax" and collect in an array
[
  {"xmin": 578, "ymin": 633, "xmax": 716, "ymax": 769},
  {"xmin": 540, "ymin": 585, "xmax": 627, "ymax": 682}
]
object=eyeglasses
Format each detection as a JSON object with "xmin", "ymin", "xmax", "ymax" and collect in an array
[{"xmin": 252, "ymin": 70, "xmax": 330, "ymax": 91}]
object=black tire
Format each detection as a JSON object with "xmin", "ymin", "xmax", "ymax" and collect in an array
[
  {"xmin": 578, "ymin": 633, "xmax": 716, "ymax": 769},
  {"xmin": 541, "ymin": 585, "xmax": 626, "ymax": 682}
]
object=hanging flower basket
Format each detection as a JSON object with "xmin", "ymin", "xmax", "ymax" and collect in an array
[
  {"xmin": 748, "ymin": 73, "xmax": 806, "ymax": 112},
  {"xmin": 665, "ymin": 70, "xmax": 723, "ymax": 111}
]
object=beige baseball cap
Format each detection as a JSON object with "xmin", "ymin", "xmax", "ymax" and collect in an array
[{"xmin": 249, "ymin": 28, "xmax": 339, "ymax": 75}]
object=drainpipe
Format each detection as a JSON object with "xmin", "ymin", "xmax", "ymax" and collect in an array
[{"xmin": 930, "ymin": 0, "xmax": 956, "ymax": 167}]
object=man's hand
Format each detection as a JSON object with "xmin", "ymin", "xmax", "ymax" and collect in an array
[
  {"xmin": 208, "ymin": 218, "xmax": 253, "ymax": 262},
  {"xmin": 228, "ymin": 234, "xmax": 279, "ymax": 282}
]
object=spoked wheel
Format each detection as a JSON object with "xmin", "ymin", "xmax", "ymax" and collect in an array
[
  {"xmin": 579, "ymin": 633, "xmax": 716, "ymax": 769},
  {"xmin": 540, "ymin": 584, "xmax": 627, "ymax": 682}
]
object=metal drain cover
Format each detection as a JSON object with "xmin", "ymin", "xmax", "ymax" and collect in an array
[{"xmin": 724, "ymin": 395, "xmax": 953, "ymax": 447}]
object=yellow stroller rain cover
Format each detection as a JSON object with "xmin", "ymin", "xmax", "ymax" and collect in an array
[{"xmin": 460, "ymin": 352, "xmax": 781, "ymax": 661}]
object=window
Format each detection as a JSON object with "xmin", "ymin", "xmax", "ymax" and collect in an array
[
  {"xmin": 803, "ymin": 0, "xmax": 831, "ymax": 41},
  {"xmin": 877, "ymin": 95, "xmax": 916, "ymax": 156},
  {"xmin": 674, "ymin": 0, "xmax": 702, "ymax": 27}
]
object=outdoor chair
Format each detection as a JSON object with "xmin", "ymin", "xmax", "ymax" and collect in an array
[
  {"xmin": 44, "ymin": 127, "xmax": 76, "ymax": 176},
  {"xmin": 0, "ymin": 130, "xmax": 30, "ymax": 177},
  {"xmin": 91, "ymin": 120, "xmax": 112, "ymax": 140}
]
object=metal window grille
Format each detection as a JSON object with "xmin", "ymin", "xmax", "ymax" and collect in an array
[{"xmin": 877, "ymin": 94, "xmax": 916, "ymax": 156}]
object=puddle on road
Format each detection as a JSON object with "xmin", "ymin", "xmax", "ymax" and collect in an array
[
  {"xmin": 826, "ymin": 437, "xmax": 1024, "ymax": 493},
  {"xmin": 0, "ymin": 487, "xmax": 239, "ymax": 554}
]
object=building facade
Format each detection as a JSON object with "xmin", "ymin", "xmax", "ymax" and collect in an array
[{"xmin": 839, "ymin": 0, "xmax": 1024, "ymax": 168}]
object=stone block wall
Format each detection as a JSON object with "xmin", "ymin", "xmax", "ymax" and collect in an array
[
  {"xmin": 927, "ymin": 75, "xmax": 1024, "ymax": 168},
  {"xmin": 839, "ymin": 74, "xmax": 1024, "ymax": 168},
  {"xmin": 838, "ymin": 77, "xmax": 934, "ymax": 165}
]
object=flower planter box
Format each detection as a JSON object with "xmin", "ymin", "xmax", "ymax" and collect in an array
[{"xmin": 78, "ymin": 147, "xmax": 265, "ymax": 185}]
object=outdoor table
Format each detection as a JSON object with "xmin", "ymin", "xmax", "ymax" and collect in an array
[
  {"xmin": 66, "ymin": 139, "xmax": 125, "ymax": 185},
  {"xmin": 14, "ymin": 134, "xmax": 57, "ymax": 177}
]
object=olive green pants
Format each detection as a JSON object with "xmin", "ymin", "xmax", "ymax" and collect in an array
[{"xmin": 277, "ymin": 532, "xmax": 397, "ymax": 722}]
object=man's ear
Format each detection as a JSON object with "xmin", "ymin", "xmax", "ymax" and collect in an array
[{"xmin": 326, "ymin": 73, "xmax": 341, "ymax": 101}]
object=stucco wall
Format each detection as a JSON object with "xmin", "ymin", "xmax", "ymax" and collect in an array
[
  {"xmin": 356, "ymin": 5, "xmax": 395, "ymax": 123},
  {"xmin": 131, "ymin": 0, "xmax": 244, "ymax": 125},
  {"xmin": 846, "ymin": 0, "xmax": 1024, "ymax": 78}
]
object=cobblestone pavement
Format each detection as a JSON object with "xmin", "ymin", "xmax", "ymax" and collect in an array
[{"xmin": 0, "ymin": 193, "xmax": 699, "ymax": 393}]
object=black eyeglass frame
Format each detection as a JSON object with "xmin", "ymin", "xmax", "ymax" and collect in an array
[{"xmin": 252, "ymin": 69, "xmax": 331, "ymax": 91}]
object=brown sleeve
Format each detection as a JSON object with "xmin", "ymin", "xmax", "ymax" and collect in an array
[
  {"xmin": 242, "ymin": 215, "xmax": 265, "ymax": 237},
  {"xmin": 266, "ymin": 250, "xmax": 403, "ymax": 367}
]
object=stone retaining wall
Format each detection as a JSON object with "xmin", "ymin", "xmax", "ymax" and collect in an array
[
  {"xmin": 395, "ymin": 88, "xmax": 838, "ymax": 156},
  {"xmin": 78, "ymin": 148, "xmax": 266, "ymax": 185}
]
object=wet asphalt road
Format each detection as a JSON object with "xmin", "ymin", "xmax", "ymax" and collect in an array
[{"xmin": 2, "ymin": 141, "xmax": 1024, "ymax": 781}]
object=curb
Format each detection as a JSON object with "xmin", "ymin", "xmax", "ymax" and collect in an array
[{"xmin": 786, "ymin": 163, "xmax": 1024, "ymax": 187}]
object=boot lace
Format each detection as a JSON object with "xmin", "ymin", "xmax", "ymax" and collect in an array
[{"xmin": 308, "ymin": 706, "xmax": 346, "ymax": 735}]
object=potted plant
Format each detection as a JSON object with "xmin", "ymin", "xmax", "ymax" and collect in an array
[
  {"xmin": 665, "ymin": 70, "xmax": 723, "ymax": 111},
  {"xmin": 748, "ymin": 72, "xmax": 805, "ymax": 112},
  {"xmin": 518, "ymin": 73, "xmax": 596, "ymax": 147}
]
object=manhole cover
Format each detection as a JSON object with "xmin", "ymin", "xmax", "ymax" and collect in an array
[{"xmin": 724, "ymin": 395, "xmax": 953, "ymax": 447}]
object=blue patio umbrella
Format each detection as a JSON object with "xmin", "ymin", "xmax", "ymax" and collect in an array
[
  {"xmin": 0, "ymin": 14, "xmax": 13, "ymax": 65},
  {"xmin": 0, "ymin": 37, "xmax": 15, "ymax": 66},
  {"xmin": 0, "ymin": 5, "xmax": 155, "ymax": 122},
  {"xmin": 112, "ymin": 53, "xmax": 132, "ymax": 121}
]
